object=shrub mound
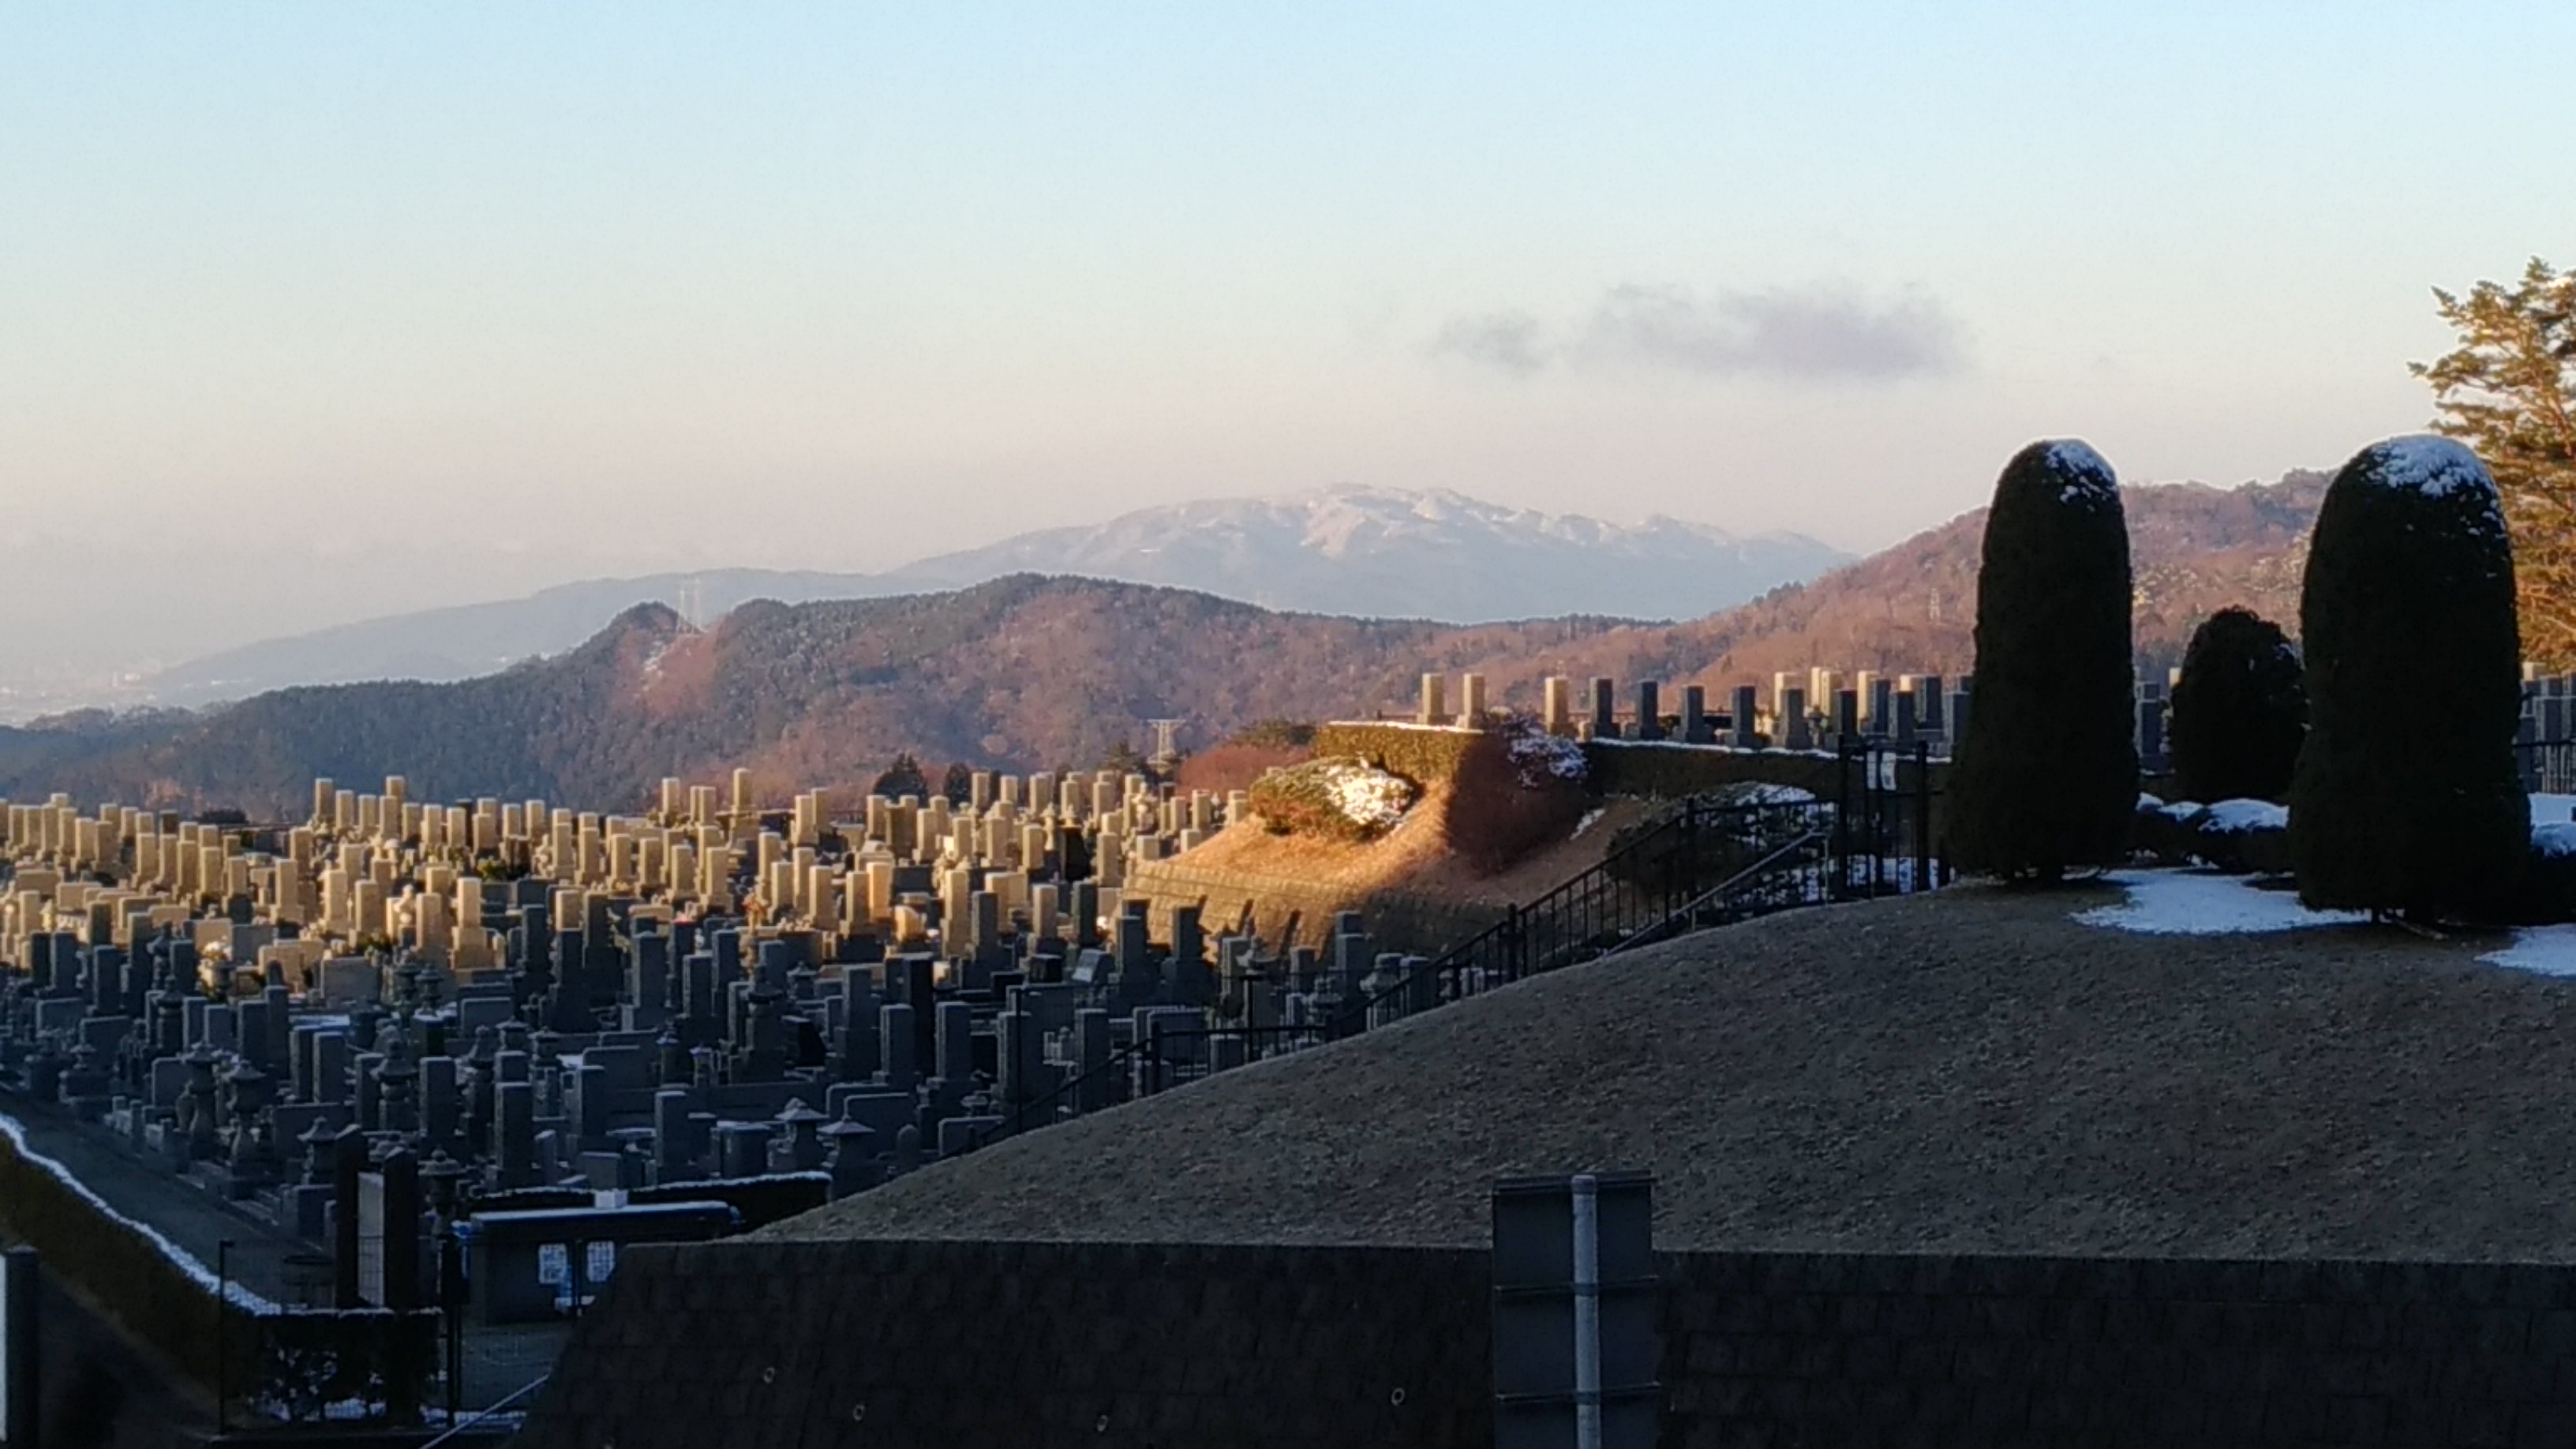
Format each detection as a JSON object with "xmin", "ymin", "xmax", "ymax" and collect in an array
[
  {"xmin": 1248, "ymin": 757, "xmax": 1417, "ymax": 843},
  {"xmin": 2289, "ymin": 436, "xmax": 2528, "ymax": 918},
  {"xmin": 2169, "ymin": 607, "xmax": 2305, "ymax": 803},
  {"xmin": 1949, "ymin": 440, "xmax": 2139, "ymax": 880}
]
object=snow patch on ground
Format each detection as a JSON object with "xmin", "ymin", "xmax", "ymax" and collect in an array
[
  {"xmin": 2483, "ymin": 927, "xmax": 2576, "ymax": 977},
  {"xmin": 2537, "ymin": 823, "xmax": 2576, "ymax": 859},
  {"xmin": 1570, "ymin": 807, "xmax": 1607, "ymax": 840},
  {"xmin": 2200, "ymin": 799, "xmax": 2288, "ymax": 833},
  {"xmin": 2072, "ymin": 869, "xmax": 2368, "ymax": 936}
]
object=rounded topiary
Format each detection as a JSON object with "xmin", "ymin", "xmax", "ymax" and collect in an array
[
  {"xmin": 2290, "ymin": 436, "xmax": 2528, "ymax": 917},
  {"xmin": 1949, "ymin": 439, "xmax": 2139, "ymax": 880},
  {"xmin": 2169, "ymin": 607, "xmax": 2305, "ymax": 803}
]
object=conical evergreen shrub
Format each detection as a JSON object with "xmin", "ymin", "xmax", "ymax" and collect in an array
[
  {"xmin": 1949, "ymin": 440, "xmax": 2138, "ymax": 880},
  {"xmin": 2290, "ymin": 436, "xmax": 2528, "ymax": 916},
  {"xmin": 2169, "ymin": 607, "xmax": 2305, "ymax": 803}
]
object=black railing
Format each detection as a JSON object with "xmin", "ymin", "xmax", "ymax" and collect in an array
[
  {"xmin": 965, "ymin": 739, "xmax": 1942, "ymax": 1149},
  {"xmin": 2518, "ymin": 739, "xmax": 2576, "ymax": 796}
]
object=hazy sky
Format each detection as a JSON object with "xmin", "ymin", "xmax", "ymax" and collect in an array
[{"xmin": 6, "ymin": 2, "xmax": 2572, "ymax": 676}]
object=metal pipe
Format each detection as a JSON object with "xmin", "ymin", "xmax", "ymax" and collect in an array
[{"xmin": 1571, "ymin": 1174, "xmax": 1602, "ymax": 1449}]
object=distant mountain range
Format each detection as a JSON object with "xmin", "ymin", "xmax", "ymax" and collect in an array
[
  {"xmin": 134, "ymin": 486, "xmax": 1850, "ymax": 707},
  {"xmin": 0, "ymin": 472, "xmax": 2331, "ymax": 818}
]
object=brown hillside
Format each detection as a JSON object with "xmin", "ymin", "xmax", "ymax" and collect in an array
[{"xmin": 0, "ymin": 475, "xmax": 2327, "ymax": 816}]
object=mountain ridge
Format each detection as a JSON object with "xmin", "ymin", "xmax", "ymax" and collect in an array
[
  {"xmin": 127, "ymin": 486, "xmax": 1849, "ymax": 710},
  {"xmin": 0, "ymin": 471, "xmax": 2331, "ymax": 818}
]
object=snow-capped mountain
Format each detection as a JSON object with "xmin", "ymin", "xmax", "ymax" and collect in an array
[
  {"xmin": 125, "ymin": 487, "xmax": 1847, "ymax": 707},
  {"xmin": 880, "ymin": 485, "xmax": 1849, "ymax": 623}
]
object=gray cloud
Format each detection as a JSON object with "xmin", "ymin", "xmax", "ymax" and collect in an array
[
  {"xmin": 1430, "ymin": 309, "xmax": 1549, "ymax": 375},
  {"xmin": 1433, "ymin": 281, "xmax": 1965, "ymax": 383}
]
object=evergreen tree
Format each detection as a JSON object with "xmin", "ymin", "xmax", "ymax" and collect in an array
[
  {"xmin": 871, "ymin": 752, "xmax": 928, "ymax": 799},
  {"xmin": 2169, "ymin": 607, "xmax": 2305, "ymax": 803},
  {"xmin": 941, "ymin": 761, "xmax": 975, "ymax": 806},
  {"xmin": 2412, "ymin": 258, "xmax": 2576, "ymax": 668},
  {"xmin": 1949, "ymin": 440, "xmax": 2138, "ymax": 880},
  {"xmin": 2290, "ymin": 435, "xmax": 2529, "ymax": 917}
]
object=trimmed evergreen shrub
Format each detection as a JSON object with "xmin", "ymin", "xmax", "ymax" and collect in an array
[
  {"xmin": 870, "ymin": 752, "xmax": 928, "ymax": 800},
  {"xmin": 1247, "ymin": 757, "xmax": 1417, "ymax": 842},
  {"xmin": 2169, "ymin": 607, "xmax": 2305, "ymax": 803},
  {"xmin": 1949, "ymin": 440, "xmax": 2139, "ymax": 880},
  {"xmin": 2290, "ymin": 436, "xmax": 2529, "ymax": 917}
]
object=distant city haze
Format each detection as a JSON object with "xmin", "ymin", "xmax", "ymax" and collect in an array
[{"xmin": 6, "ymin": 3, "xmax": 2570, "ymax": 685}]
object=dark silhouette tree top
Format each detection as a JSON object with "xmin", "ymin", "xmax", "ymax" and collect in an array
[
  {"xmin": 1949, "ymin": 439, "xmax": 2138, "ymax": 880},
  {"xmin": 2169, "ymin": 607, "xmax": 2305, "ymax": 803},
  {"xmin": 2290, "ymin": 435, "xmax": 2528, "ymax": 918},
  {"xmin": 871, "ymin": 752, "xmax": 928, "ymax": 800}
]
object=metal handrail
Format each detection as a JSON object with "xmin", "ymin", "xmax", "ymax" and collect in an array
[
  {"xmin": 1593, "ymin": 827, "xmax": 1831, "ymax": 961},
  {"xmin": 421, "ymin": 1372, "xmax": 550, "ymax": 1448}
]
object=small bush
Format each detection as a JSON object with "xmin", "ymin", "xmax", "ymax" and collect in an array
[
  {"xmin": 1949, "ymin": 440, "xmax": 2139, "ymax": 880},
  {"xmin": 1248, "ymin": 758, "xmax": 1417, "ymax": 842},
  {"xmin": 2170, "ymin": 608, "xmax": 2305, "ymax": 803},
  {"xmin": 2290, "ymin": 436, "xmax": 2528, "ymax": 918},
  {"xmin": 1228, "ymin": 718, "xmax": 1318, "ymax": 750}
]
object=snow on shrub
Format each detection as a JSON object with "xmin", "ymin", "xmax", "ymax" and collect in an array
[
  {"xmin": 1499, "ymin": 713, "xmax": 1588, "ymax": 788},
  {"xmin": 1248, "ymin": 757, "xmax": 1417, "ymax": 841},
  {"xmin": 1322, "ymin": 761, "xmax": 1414, "ymax": 829}
]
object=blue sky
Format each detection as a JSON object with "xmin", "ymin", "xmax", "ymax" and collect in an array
[{"xmin": 3, "ymin": 2, "xmax": 2570, "ymax": 670}]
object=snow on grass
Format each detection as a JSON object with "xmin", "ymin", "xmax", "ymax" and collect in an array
[
  {"xmin": 2072, "ymin": 869, "xmax": 2368, "ymax": 936},
  {"xmin": 2480, "ymin": 927, "xmax": 2576, "ymax": 978},
  {"xmin": 2537, "ymin": 823, "xmax": 2576, "ymax": 860}
]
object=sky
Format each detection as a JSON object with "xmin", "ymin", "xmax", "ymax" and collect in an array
[{"xmin": 4, "ymin": 2, "xmax": 2573, "ymax": 680}]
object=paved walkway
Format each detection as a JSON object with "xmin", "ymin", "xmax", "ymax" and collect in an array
[{"xmin": 0, "ymin": 1088, "xmax": 314, "ymax": 1299}]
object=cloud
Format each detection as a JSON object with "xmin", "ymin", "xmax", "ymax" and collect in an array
[
  {"xmin": 1432, "ymin": 281, "xmax": 1966, "ymax": 383},
  {"xmin": 1430, "ymin": 309, "xmax": 1549, "ymax": 375}
]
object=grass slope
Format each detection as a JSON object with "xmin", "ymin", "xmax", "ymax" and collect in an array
[{"xmin": 769, "ymin": 885, "xmax": 2576, "ymax": 1260}]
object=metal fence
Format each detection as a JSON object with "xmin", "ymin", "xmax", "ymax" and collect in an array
[
  {"xmin": 2518, "ymin": 739, "xmax": 2576, "ymax": 796},
  {"xmin": 978, "ymin": 738, "xmax": 1941, "ymax": 1146},
  {"xmin": 212, "ymin": 1230, "xmax": 567, "ymax": 1433}
]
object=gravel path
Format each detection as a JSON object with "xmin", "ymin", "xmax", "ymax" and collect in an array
[{"xmin": 765, "ymin": 882, "xmax": 2576, "ymax": 1261}]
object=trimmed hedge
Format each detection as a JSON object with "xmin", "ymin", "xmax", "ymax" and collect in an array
[
  {"xmin": 2290, "ymin": 436, "xmax": 2528, "ymax": 918},
  {"xmin": 0, "ymin": 1114, "xmax": 230, "ymax": 1391},
  {"xmin": 2170, "ymin": 608, "xmax": 2305, "ymax": 804},
  {"xmin": 1310, "ymin": 723, "xmax": 1483, "ymax": 784},
  {"xmin": 1247, "ymin": 758, "xmax": 1413, "ymax": 843},
  {"xmin": 1949, "ymin": 440, "xmax": 2138, "ymax": 880}
]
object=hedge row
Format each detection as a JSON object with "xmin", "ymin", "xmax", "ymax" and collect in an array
[
  {"xmin": 0, "ymin": 1113, "xmax": 232, "ymax": 1391},
  {"xmin": 1309, "ymin": 723, "xmax": 1484, "ymax": 784}
]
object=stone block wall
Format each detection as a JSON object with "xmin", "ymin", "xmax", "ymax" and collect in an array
[
  {"xmin": 523, "ymin": 1239, "xmax": 2576, "ymax": 1449},
  {"xmin": 1123, "ymin": 856, "xmax": 1505, "ymax": 957},
  {"xmin": 523, "ymin": 1238, "xmax": 1492, "ymax": 1449},
  {"xmin": 1663, "ymin": 1251, "xmax": 2576, "ymax": 1448}
]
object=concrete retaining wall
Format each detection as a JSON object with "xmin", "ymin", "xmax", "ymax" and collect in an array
[{"xmin": 523, "ymin": 1238, "xmax": 2576, "ymax": 1449}]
